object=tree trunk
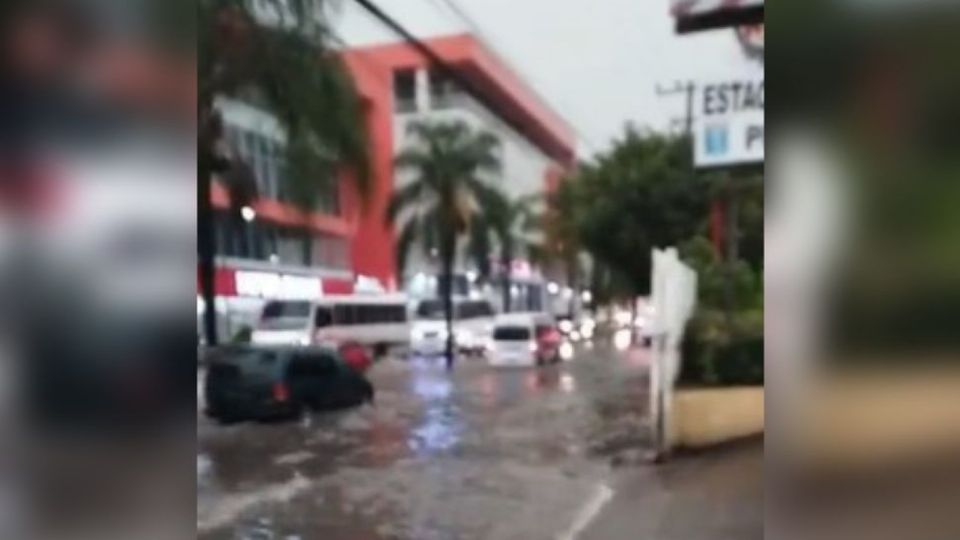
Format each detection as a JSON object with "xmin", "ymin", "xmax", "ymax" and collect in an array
[
  {"xmin": 723, "ymin": 178, "xmax": 739, "ymax": 321},
  {"xmin": 501, "ymin": 252, "xmax": 512, "ymax": 313},
  {"xmin": 199, "ymin": 99, "xmax": 225, "ymax": 347},
  {"xmin": 440, "ymin": 233, "xmax": 456, "ymax": 370},
  {"xmin": 198, "ymin": 156, "xmax": 218, "ymax": 346}
]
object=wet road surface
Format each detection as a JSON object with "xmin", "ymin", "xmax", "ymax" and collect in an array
[{"xmin": 198, "ymin": 342, "xmax": 654, "ymax": 540}]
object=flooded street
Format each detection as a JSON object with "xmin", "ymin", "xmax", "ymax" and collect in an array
[{"xmin": 197, "ymin": 342, "xmax": 653, "ymax": 539}]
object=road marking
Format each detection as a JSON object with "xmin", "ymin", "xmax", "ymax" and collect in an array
[{"xmin": 556, "ymin": 483, "xmax": 614, "ymax": 540}]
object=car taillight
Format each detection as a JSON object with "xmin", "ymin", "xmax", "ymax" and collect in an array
[{"xmin": 272, "ymin": 382, "xmax": 289, "ymax": 402}]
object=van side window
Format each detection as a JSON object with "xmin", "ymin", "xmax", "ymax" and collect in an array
[
  {"xmin": 330, "ymin": 303, "xmax": 405, "ymax": 325},
  {"xmin": 314, "ymin": 307, "xmax": 332, "ymax": 328},
  {"xmin": 333, "ymin": 304, "xmax": 354, "ymax": 325}
]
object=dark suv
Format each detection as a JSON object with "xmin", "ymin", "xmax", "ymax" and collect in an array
[{"xmin": 204, "ymin": 346, "xmax": 374, "ymax": 422}]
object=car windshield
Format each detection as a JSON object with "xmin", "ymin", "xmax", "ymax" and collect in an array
[
  {"xmin": 493, "ymin": 326, "xmax": 530, "ymax": 341},
  {"xmin": 260, "ymin": 301, "xmax": 311, "ymax": 330},
  {"xmin": 415, "ymin": 300, "xmax": 445, "ymax": 320}
]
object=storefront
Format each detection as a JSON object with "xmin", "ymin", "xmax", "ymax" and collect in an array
[{"xmin": 197, "ymin": 258, "xmax": 356, "ymax": 342}]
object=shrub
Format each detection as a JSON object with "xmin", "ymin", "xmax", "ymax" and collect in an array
[{"xmin": 679, "ymin": 309, "xmax": 763, "ymax": 387}]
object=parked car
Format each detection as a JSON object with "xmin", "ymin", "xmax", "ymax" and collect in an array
[
  {"xmin": 487, "ymin": 313, "xmax": 562, "ymax": 367},
  {"xmin": 204, "ymin": 346, "xmax": 374, "ymax": 423}
]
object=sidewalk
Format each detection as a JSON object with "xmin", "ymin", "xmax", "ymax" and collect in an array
[{"xmin": 580, "ymin": 440, "xmax": 762, "ymax": 540}]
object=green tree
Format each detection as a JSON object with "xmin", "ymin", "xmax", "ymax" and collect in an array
[
  {"xmin": 387, "ymin": 120, "xmax": 503, "ymax": 368},
  {"xmin": 569, "ymin": 128, "xmax": 711, "ymax": 299},
  {"xmin": 198, "ymin": 0, "xmax": 370, "ymax": 345}
]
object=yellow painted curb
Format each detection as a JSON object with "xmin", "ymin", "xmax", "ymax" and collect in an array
[{"xmin": 670, "ymin": 386, "xmax": 765, "ymax": 448}]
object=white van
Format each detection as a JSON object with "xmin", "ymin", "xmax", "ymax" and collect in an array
[
  {"xmin": 252, "ymin": 295, "xmax": 410, "ymax": 354},
  {"xmin": 410, "ymin": 298, "xmax": 496, "ymax": 356},
  {"xmin": 488, "ymin": 313, "xmax": 562, "ymax": 367}
]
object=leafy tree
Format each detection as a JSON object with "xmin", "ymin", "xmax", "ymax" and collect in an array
[
  {"xmin": 198, "ymin": 0, "xmax": 370, "ymax": 345},
  {"xmin": 569, "ymin": 128, "xmax": 711, "ymax": 299},
  {"xmin": 387, "ymin": 120, "xmax": 503, "ymax": 367},
  {"xmin": 543, "ymin": 178, "xmax": 587, "ymax": 291}
]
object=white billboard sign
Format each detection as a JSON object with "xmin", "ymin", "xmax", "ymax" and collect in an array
[
  {"xmin": 235, "ymin": 270, "xmax": 322, "ymax": 299},
  {"xmin": 671, "ymin": 0, "xmax": 764, "ymax": 33},
  {"xmin": 693, "ymin": 77, "xmax": 764, "ymax": 168},
  {"xmin": 671, "ymin": 0, "xmax": 763, "ymax": 18}
]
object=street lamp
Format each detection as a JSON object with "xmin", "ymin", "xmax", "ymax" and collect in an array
[
  {"xmin": 241, "ymin": 205, "xmax": 256, "ymax": 222},
  {"xmin": 581, "ymin": 290, "xmax": 593, "ymax": 303},
  {"xmin": 547, "ymin": 281, "xmax": 560, "ymax": 295}
]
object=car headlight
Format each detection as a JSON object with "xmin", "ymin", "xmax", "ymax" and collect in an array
[{"xmin": 455, "ymin": 329, "xmax": 473, "ymax": 344}]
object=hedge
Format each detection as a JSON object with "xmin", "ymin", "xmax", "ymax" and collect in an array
[{"xmin": 679, "ymin": 309, "xmax": 764, "ymax": 387}]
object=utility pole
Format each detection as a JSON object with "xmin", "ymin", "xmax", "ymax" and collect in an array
[{"xmin": 655, "ymin": 80, "xmax": 696, "ymax": 136}]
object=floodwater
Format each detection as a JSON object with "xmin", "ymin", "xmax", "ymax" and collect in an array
[{"xmin": 197, "ymin": 341, "xmax": 653, "ymax": 540}]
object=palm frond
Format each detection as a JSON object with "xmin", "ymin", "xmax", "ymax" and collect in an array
[
  {"xmin": 202, "ymin": 0, "xmax": 370, "ymax": 212},
  {"xmin": 466, "ymin": 213, "xmax": 494, "ymax": 279},
  {"xmin": 387, "ymin": 119, "xmax": 508, "ymax": 282},
  {"xmin": 385, "ymin": 180, "xmax": 426, "ymax": 226},
  {"xmin": 395, "ymin": 216, "xmax": 421, "ymax": 277}
]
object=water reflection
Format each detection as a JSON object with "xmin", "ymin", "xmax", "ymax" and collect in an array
[
  {"xmin": 411, "ymin": 371, "xmax": 452, "ymax": 401},
  {"xmin": 408, "ymin": 367, "xmax": 463, "ymax": 456},
  {"xmin": 409, "ymin": 402, "xmax": 463, "ymax": 456}
]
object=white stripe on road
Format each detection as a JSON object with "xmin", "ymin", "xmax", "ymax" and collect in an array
[{"xmin": 556, "ymin": 483, "xmax": 614, "ymax": 540}]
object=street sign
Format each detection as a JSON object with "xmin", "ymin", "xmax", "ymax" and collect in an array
[{"xmin": 693, "ymin": 77, "xmax": 764, "ymax": 168}]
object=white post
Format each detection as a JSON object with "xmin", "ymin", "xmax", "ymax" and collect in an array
[{"xmin": 648, "ymin": 247, "xmax": 697, "ymax": 461}]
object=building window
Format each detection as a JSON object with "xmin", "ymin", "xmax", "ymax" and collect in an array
[
  {"xmin": 312, "ymin": 233, "xmax": 349, "ymax": 270},
  {"xmin": 316, "ymin": 179, "xmax": 340, "ymax": 216},
  {"xmin": 213, "ymin": 209, "xmax": 350, "ymax": 270},
  {"xmin": 224, "ymin": 123, "xmax": 340, "ymax": 216},
  {"xmin": 428, "ymin": 69, "xmax": 459, "ymax": 109},
  {"xmin": 224, "ymin": 124, "xmax": 282, "ymax": 201},
  {"xmin": 276, "ymin": 228, "xmax": 308, "ymax": 266},
  {"xmin": 393, "ymin": 69, "xmax": 417, "ymax": 113}
]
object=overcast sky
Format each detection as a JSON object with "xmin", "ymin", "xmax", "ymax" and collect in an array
[{"xmin": 335, "ymin": 0, "xmax": 761, "ymax": 158}]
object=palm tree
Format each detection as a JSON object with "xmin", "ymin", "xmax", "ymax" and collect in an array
[
  {"xmin": 198, "ymin": 0, "xmax": 370, "ymax": 345},
  {"xmin": 387, "ymin": 120, "xmax": 504, "ymax": 368},
  {"xmin": 474, "ymin": 193, "xmax": 542, "ymax": 313}
]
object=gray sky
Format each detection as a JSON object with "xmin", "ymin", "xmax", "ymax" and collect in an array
[{"xmin": 335, "ymin": 0, "xmax": 761, "ymax": 158}]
